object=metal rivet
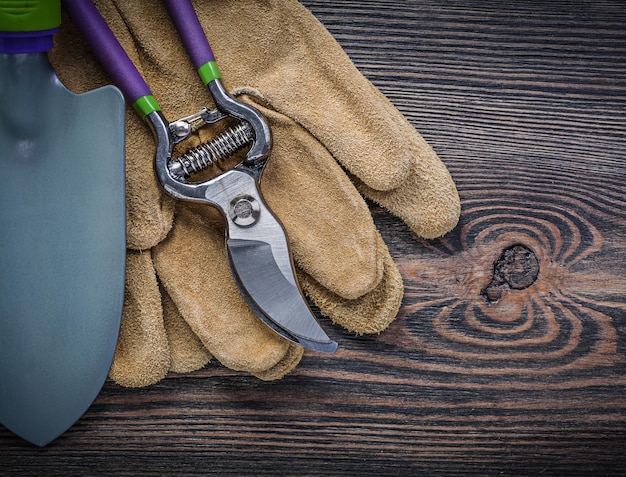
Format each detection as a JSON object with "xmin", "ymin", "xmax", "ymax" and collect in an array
[{"xmin": 170, "ymin": 120, "xmax": 191, "ymax": 138}]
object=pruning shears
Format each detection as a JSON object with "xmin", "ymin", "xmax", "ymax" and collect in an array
[{"xmin": 63, "ymin": 0, "xmax": 337, "ymax": 353}]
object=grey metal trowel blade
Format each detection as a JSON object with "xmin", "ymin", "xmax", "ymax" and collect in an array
[{"xmin": 0, "ymin": 55, "xmax": 126, "ymax": 446}]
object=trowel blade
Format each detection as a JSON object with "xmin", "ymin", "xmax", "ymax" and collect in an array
[{"xmin": 0, "ymin": 64, "xmax": 126, "ymax": 446}]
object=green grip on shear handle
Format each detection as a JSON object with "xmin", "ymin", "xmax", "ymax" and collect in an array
[
  {"xmin": 132, "ymin": 94, "xmax": 161, "ymax": 119},
  {"xmin": 197, "ymin": 60, "xmax": 221, "ymax": 84}
]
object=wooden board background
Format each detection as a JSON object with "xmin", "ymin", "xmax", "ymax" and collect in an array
[{"xmin": 2, "ymin": 1, "xmax": 625, "ymax": 475}]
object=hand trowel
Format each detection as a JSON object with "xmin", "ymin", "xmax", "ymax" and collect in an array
[{"xmin": 0, "ymin": 1, "xmax": 125, "ymax": 447}]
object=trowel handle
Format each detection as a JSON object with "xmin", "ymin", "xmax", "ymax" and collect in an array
[
  {"xmin": 62, "ymin": 0, "xmax": 161, "ymax": 119},
  {"xmin": 163, "ymin": 0, "xmax": 222, "ymax": 86}
]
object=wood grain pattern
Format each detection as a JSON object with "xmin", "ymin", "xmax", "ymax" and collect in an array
[{"xmin": 2, "ymin": 1, "xmax": 625, "ymax": 475}]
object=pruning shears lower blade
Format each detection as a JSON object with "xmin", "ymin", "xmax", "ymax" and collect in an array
[{"xmin": 227, "ymin": 239, "xmax": 337, "ymax": 353}]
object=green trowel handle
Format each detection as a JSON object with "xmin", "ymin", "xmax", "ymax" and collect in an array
[
  {"xmin": 62, "ymin": 0, "xmax": 160, "ymax": 120},
  {"xmin": 0, "ymin": 0, "xmax": 61, "ymax": 54},
  {"xmin": 0, "ymin": 0, "xmax": 60, "ymax": 33}
]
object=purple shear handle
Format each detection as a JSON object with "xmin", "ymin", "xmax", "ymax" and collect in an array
[
  {"xmin": 61, "ymin": 0, "xmax": 153, "ymax": 106},
  {"xmin": 163, "ymin": 0, "xmax": 216, "ymax": 70}
]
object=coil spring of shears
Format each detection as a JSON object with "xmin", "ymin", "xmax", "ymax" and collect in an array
[{"xmin": 169, "ymin": 121, "xmax": 254, "ymax": 180}]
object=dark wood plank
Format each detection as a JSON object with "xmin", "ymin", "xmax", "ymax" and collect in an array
[{"xmin": 2, "ymin": 1, "xmax": 625, "ymax": 475}]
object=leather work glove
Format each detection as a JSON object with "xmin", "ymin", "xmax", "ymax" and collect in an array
[{"xmin": 51, "ymin": 0, "xmax": 460, "ymax": 387}]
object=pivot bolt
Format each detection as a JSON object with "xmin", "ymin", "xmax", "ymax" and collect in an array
[{"xmin": 229, "ymin": 195, "xmax": 260, "ymax": 227}]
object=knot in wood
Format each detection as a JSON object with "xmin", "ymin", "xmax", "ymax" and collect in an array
[
  {"xmin": 498, "ymin": 245, "xmax": 540, "ymax": 289},
  {"xmin": 481, "ymin": 244, "xmax": 539, "ymax": 304}
]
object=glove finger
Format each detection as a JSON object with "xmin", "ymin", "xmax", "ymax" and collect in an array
[
  {"xmin": 351, "ymin": 85, "xmax": 461, "ymax": 239},
  {"xmin": 161, "ymin": 286, "xmax": 212, "ymax": 374},
  {"xmin": 153, "ymin": 204, "xmax": 303, "ymax": 377},
  {"xmin": 355, "ymin": 137, "xmax": 461, "ymax": 239},
  {"xmin": 252, "ymin": 344, "xmax": 306, "ymax": 381},
  {"xmin": 51, "ymin": 4, "xmax": 175, "ymax": 251},
  {"xmin": 109, "ymin": 250, "xmax": 170, "ymax": 387},
  {"xmin": 300, "ymin": 232, "xmax": 404, "ymax": 334}
]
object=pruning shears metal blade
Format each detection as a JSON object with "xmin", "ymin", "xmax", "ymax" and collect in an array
[
  {"xmin": 215, "ymin": 167, "xmax": 337, "ymax": 352},
  {"xmin": 227, "ymin": 238, "xmax": 338, "ymax": 353}
]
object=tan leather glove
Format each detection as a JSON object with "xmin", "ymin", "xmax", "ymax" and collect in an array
[{"xmin": 51, "ymin": 0, "xmax": 460, "ymax": 386}]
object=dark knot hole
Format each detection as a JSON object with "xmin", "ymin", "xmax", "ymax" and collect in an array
[{"xmin": 481, "ymin": 244, "xmax": 540, "ymax": 304}]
